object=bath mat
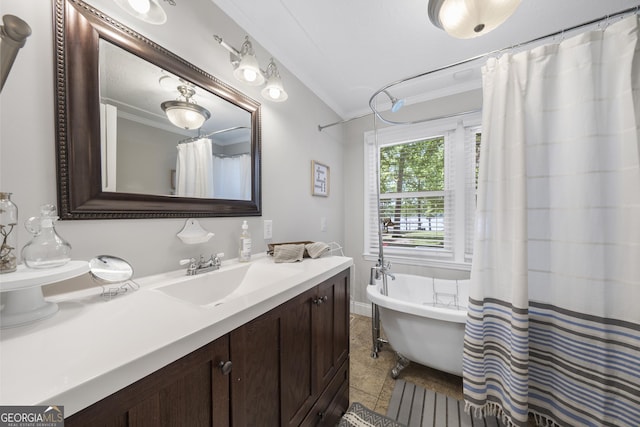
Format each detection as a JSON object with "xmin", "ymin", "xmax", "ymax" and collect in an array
[
  {"xmin": 387, "ymin": 380, "xmax": 506, "ymax": 427},
  {"xmin": 339, "ymin": 402, "xmax": 407, "ymax": 427}
]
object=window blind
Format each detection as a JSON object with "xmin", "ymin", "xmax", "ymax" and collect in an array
[
  {"xmin": 465, "ymin": 127, "xmax": 482, "ymax": 258},
  {"xmin": 364, "ymin": 114, "xmax": 480, "ymax": 265}
]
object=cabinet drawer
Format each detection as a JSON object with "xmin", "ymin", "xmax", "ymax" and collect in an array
[{"xmin": 301, "ymin": 358, "xmax": 349, "ymax": 427}]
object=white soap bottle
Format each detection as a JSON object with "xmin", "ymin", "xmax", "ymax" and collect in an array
[{"xmin": 239, "ymin": 220, "xmax": 252, "ymax": 262}]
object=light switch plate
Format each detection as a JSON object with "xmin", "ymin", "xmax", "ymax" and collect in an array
[{"xmin": 263, "ymin": 220, "xmax": 273, "ymax": 239}]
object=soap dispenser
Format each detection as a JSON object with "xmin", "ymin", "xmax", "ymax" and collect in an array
[
  {"xmin": 239, "ymin": 220, "xmax": 251, "ymax": 262},
  {"xmin": 21, "ymin": 204, "xmax": 72, "ymax": 269}
]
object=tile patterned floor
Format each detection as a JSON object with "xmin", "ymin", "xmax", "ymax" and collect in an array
[{"xmin": 349, "ymin": 314, "xmax": 464, "ymax": 415}]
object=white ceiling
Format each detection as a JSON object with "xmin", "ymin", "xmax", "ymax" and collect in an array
[{"xmin": 211, "ymin": 0, "xmax": 640, "ymax": 119}]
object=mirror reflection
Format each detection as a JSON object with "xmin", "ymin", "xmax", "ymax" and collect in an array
[
  {"xmin": 54, "ymin": 0, "xmax": 261, "ymax": 219},
  {"xmin": 99, "ymin": 40, "xmax": 252, "ymax": 200}
]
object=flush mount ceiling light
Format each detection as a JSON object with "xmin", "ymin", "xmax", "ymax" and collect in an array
[
  {"xmin": 261, "ymin": 59, "xmax": 288, "ymax": 102},
  {"xmin": 428, "ymin": 0, "xmax": 521, "ymax": 39},
  {"xmin": 114, "ymin": 0, "xmax": 168, "ymax": 25},
  {"xmin": 161, "ymin": 85, "xmax": 211, "ymax": 130},
  {"xmin": 214, "ymin": 35, "xmax": 289, "ymax": 102}
]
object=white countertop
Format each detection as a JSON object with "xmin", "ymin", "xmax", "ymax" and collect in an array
[{"xmin": 0, "ymin": 254, "xmax": 353, "ymax": 416}]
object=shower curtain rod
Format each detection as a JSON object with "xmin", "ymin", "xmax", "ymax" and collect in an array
[
  {"xmin": 318, "ymin": 5, "xmax": 640, "ymax": 131},
  {"xmin": 213, "ymin": 152, "xmax": 249, "ymax": 159},
  {"xmin": 177, "ymin": 126, "xmax": 250, "ymax": 144}
]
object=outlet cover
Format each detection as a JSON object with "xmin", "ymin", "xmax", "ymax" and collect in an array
[{"xmin": 263, "ymin": 220, "xmax": 273, "ymax": 239}]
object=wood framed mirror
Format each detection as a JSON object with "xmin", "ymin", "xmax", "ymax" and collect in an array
[{"xmin": 53, "ymin": 0, "xmax": 261, "ymax": 219}]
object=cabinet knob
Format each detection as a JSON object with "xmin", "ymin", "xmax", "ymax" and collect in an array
[
  {"xmin": 218, "ymin": 360, "xmax": 232, "ymax": 375},
  {"xmin": 317, "ymin": 411, "xmax": 326, "ymax": 420},
  {"xmin": 313, "ymin": 296, "xmax": 328, "ymax": 305}
]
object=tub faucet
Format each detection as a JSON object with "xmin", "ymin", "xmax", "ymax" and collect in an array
[{"xmin": 370, "ymin": 261, "xmax": 395, "ymax": 284}]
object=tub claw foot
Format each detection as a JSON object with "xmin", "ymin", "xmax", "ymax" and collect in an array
[{"xmin": 391, "ymin": 353, "xmax": 410, "ymax": 379}]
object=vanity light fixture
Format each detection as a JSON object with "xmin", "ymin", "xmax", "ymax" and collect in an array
[
  {"xmin": 427, "ymin": 0, "xmax": 521, "ymax": 39},
  {"xmin": 114, "ymin": 0, "xmax": 169, "ymax": 25},
  {"xmin": 233, "ymin": 36, "xmax": 265, "ymax": 86},
  {"xmin": 261, "ymin": 59, "xmax": 288, "ymax": 102},
  {"xmin": 213, "ymin": 35, "xmax": 289, "ymax": 102},
  {"xmin": 161, "ymin": 85, "xmax": 211, "ymax": 130},
  {"xmin": 0, "ymin": 14, "xmax": 32, "ymax": 93}
]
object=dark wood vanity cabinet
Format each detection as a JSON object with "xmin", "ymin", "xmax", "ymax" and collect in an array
[
  {"xmin": 65, "ymin": 334, "xmax": 232, "ymax": 427},
  {"xmin": 65, "ymin": 268, "xmax": 350, "ymax": 427},
  {"xmin": 231, "ymin": 267, "xmax": 350, "ymax": 427}
]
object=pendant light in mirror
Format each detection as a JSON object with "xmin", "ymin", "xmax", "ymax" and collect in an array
[{"xmin": 161, "ymin": 85, "xmax": 211, "ymax": 130}]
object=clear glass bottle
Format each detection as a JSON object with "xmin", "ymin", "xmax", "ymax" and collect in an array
[
  {"xmin": 21, "ymin": 204, "xmax": 72, "ymax": 269},
  {"xmin": 0, "ymin": 192, "xmax": 18, "ymax": 273}
]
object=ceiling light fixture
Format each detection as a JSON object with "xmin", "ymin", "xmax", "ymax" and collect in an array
[
  {"xmin": 114, "ymin": 0, "xmax": 168, "ymax": 25},
  {"xmin": 161, "ymin": 85, "xmax": 211, "ymax": 130},
  {"xmin": 427, "ymin": 0, "xmax": 521, "ymax": 39},
  {"xmin": 213, "ymin": 35, "xmax": 289, "ymax": 102}
]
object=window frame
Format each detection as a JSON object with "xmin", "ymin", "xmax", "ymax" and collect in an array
[{"xmin": 363, "ymin": 113, "xmax": 481, "ymax": 270}]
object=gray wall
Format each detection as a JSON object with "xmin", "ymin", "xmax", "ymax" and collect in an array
[{"xmin": 0, "ymin": 0, "xmax": 344, "ymax": 290}]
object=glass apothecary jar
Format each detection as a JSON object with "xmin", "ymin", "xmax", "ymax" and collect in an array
[
  {"xmin": 0, "ymin": 192, "xmax": 18, "ymax": 273},
  {"xmin": 21, "ymin": 204, "xmax": 71, "ymax": 269}
]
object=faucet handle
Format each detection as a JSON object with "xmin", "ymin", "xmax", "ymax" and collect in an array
[
  {"xmin": 213, "ymin": 252, "xmax": 224, "ymax": 266},
  {"xmin": 179, "ymin": 258, "xmax": 196, "ymax": 266}
]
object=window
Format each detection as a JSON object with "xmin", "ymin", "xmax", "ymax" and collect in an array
[{"xmin": 364, "ymin": 113, "xmax": 481, "ymax": 266}]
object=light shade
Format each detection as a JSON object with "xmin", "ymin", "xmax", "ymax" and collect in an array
[
  {"xmin": 161, "ymin": 85, "xmax": 211, "ymax": 130},
  {"xmin": 161, "ymin": 101, "xmax": 211, "ymax": 129},
  {"xmin": 428, "ymin": 0, "xmax": 521, "ymax": 39},
  {"xmin": 233, "ymin": 37, "xmax": 265, "ymax": 86},
  {"xmin": 260, "ymin": 59, "xmax": 288, "ymax": 102},
  {"xmin": 114, "ymin": 0, "xmax": 167, "ymax": 25}
]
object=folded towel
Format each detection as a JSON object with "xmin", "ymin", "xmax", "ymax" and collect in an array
[
  {"xmin": 305, "ymin": 242, "xmax": 330, "ymax": 259},
  {"xmin": 273, "ymin": 244, "xmax": 305, "ymax": 263}
]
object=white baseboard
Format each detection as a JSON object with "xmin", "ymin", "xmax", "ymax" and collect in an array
[{"xmin": 350, "ymin": 300, "xmax": 371, "ymax": 317}]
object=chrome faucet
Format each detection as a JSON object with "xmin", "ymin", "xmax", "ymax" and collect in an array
[
  {"xmin": 371, "ymin": 260, "xmax": 395, "ymax": 283},
  {"xmin": 180, "ymin": 253, "xmax": 224, "ymax": 276}
]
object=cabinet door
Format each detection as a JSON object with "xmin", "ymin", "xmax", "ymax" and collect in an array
[
  {"xmin": 65, "ymin": 335, "xmax": 231, "ymax": 427},
  {"xmin": 314, "ymin": 269, "xmax": 350, "ymax": 392},
  {"xmin": 280, "ymin": 289, "xmax": 315, "ymax": 427},
  {"xmin": 229, "ymin": 310, "xmax": 281, "ymax": 426}
]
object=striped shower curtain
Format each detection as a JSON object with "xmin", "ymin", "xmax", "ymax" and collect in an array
[{"xmin": 463, "ymin": 15, "xmax": 640, "ymax": 427}]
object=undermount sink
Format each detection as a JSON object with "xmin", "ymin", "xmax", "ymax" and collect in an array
[{"xmin": 153, "ymin": 261, "xmax": 303, "ymax": 307}]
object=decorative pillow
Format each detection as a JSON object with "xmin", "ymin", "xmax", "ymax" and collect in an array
[
  {"xmin": 305, "ymin": 241, "xmax": 330, "ymax": 258},
  {"xmin": 273, "ymin": 244, "xmax": 305, "ymax": 263},
  {"xmin": 338, "ymin": 402, "xmax": 407, "ymax": 427}
]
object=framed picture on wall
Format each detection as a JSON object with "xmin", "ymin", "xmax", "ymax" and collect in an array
[{"xmin": 311, "ymin": 160, "xmax": 330, "ymax": 197}]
